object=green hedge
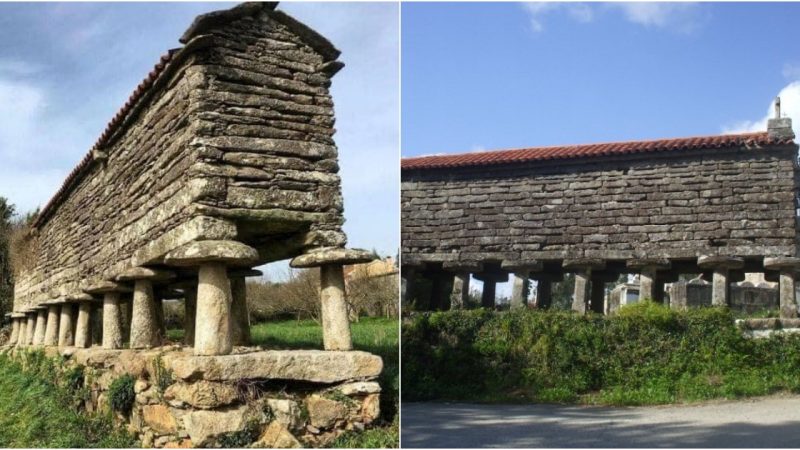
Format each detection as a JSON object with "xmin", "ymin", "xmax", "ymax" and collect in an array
[{"xmin": 402, "ymin": 302, "xmax": 800, "ymax": 405}]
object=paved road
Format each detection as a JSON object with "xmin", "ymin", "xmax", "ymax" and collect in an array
[{"xmin": 402, "ymin": 396, "xmax": 800, "ymax": 447}]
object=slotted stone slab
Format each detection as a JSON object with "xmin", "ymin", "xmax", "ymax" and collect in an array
[
  {"xmin": 290, "ymin": 247, "xmax": 375, "ymax": 268},
  {"xmin": 168, "ymin": 350, "xmax": 383, "ymax": 383}
]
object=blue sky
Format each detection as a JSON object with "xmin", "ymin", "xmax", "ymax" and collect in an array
[
  {"xmin": 402, "ymin": 2, "xmax": 800, "ymax": 158},
  {"xmin": 0, "ymin": 2, "xmax": 399, "ymax": 279}
]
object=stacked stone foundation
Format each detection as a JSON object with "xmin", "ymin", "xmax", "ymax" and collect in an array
[{"xmin": 2, "ymin": 345, "xmax": 382, "ymax": 448}]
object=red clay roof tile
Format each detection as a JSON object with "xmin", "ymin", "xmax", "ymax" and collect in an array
[{"xmin": 401, "ymin": 132, "xmax": 794, "ymax": 171}]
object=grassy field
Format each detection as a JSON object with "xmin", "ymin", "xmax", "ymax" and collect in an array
[
  {"xmin": 170, "ymin": 317, "xmax": 400, "ymax": 448},
  {"xmin": 0, "ymin": 351, "xmax": 135, "ymax": 448}
]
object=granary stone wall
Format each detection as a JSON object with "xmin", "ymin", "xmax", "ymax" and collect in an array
[
  {"xmin": 14, "ymin": 2, "xmax": 346, "ymax": 311},
  {"xmin": 401, "ymin": 121, "xmax": 800, "ymax": 318},
  {"xmin": 402, "ymin": 146, "xmax": 799, "ymax": 264}
]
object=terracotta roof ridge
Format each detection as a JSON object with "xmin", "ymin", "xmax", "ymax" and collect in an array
[
  {"xmin": 401, "ymin": 131, "xmax": 794, "ymax": 171},
  {"xmin": 403, "ymin": 131, "xmax": 770, "ymax": 162}
]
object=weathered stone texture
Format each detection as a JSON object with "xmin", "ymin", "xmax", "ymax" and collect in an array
[
  {"xmin": 402, "ymin": 148, "xmax": 799, "ymax": 263},
  {"xmin": 14, "ymin": 3, "xmax": 346, "ymax": 311}
]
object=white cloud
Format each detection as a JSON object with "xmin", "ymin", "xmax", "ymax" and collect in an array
[
  {"xmin": 521, "ymin": 2, "xmax": 700, "ymax": 33},
  {"xmin": 615, "ymin": 3, "xmax": 697, "ymax": 29},
  {"xmin": 722, "ymin": 81, "xmax": 800, "ymax": 134},
  {"xmin": 521, "ymin": 2, "xmax": 593, "ymax": 32}
]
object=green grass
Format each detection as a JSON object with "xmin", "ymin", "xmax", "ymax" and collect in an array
[
  {"xmin": 403, "ymin": 302, "xmax": 800, "ymax": 406},
  {"xmin": 170, "ymin": 316, "xmax": 399, "ymax": 448},
  {"xmin": 0, "ymin": 350, "xmax": 135, "ymax": 448}
]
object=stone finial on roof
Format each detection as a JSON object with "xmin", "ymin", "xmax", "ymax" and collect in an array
[{"xmin": 768, "ymin": 96, "xmax": 795, "ymax": 140}]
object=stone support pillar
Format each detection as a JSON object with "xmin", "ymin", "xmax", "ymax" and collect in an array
[
  {"xmin": 564, "ymin": 259, "xmax": 606, "ymax": 314},
  {"xmin": 698, "ymin": 256, "xmax": 744, "ymax": 307},
  {"xmin": 33, "ymin": 308, "xmax": 47, "ymax": 345},
  {"xmin": 165, "ymin": 240, "xmax": 259, "ymax": 356},
  {"xmin": 75, "ymin": 301, "xmax": 93, "ymax": 348},
  {"xmin": 194, "ymin": 263, "xmax": 234, "ymax": 354},
  {"xmin": 132, "ymin": 280, "xmax": 159, "ymax": 348},
  {"xmin": 58, "ymin": 304, "xmax": 75, "ymax": 347},
  {"xmin": 502, "ymin": 261, "xmax": 542, "ymax": 310},
  {"xmin": 44, "ymin": 304, "xmax": 59, "ymax": 346},
  {"xmin": 510, "ymin": 274, "xmax": 530, "ymax": 309},
  {"xmin": 25, "ymin": 312, "xmax": 36, "ymax": 345},
  {"xmin": 443, "ymin": 262, "xmax": 482, "ymax": 310},
  {"xmin": 17, "ymin": 318, "xmax": 26, "ymax": 347},
  {"xmin": 290, "ymin": 247, "xmax": 377, "ymax": 352},
  {"xmin": 229, "ymin": 269, "xmax": 259, "ymax": 346},
  {"xmin": 8, "ymin": 316, "xmax": 19, "ymax": 345},
  {"xmin": 627, "ymin": 259, "xmax": 671, "ymax": 304},
  {"xmin": 103, "ymin": 292, "xmax": 124, "ymax": 349},
  {"xmin": 319, "ymin": 264, "xmax": 351, "ymax": 351},
  {"xmin": 449, "ymin": 272, "xmax": 470, "ymax": 310},
  {"xmin": 764, "ymin": 257, "xmax": 800, "ymax": 319},
  {"xmin": 117, "ymin": 267, "xmax": 175, "ymax": 349}
]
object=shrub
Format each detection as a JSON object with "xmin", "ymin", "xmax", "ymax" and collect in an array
[
  {"xmin": 108, "ymin": 374, "xmax": 136, "ymax": 415},
  {"xmin": 152, "ymin": 355, "xmax": 174, "ymax": 396},
  {"xmin": 63, "ymin": 365, "xmax": 85, "ymax": 394},
  {"xmin": 402, "ymin": 303, "xmax": 800, "ymax": 405}
]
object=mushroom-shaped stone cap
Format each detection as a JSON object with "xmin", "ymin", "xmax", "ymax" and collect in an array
[
  {"xmin": 443, "ymin": 260, "xmax": 484, "ymax": 272},
  {"xmin": 764, "ymin": 257, "xmax": 800, "ymax": 271},
  {"xmin": 42, "ymin": 299, "xmax": 65, "ymax": 306},
  {"xmin": 290, "ymin": 247, "xmax": 376, "ymax": 268},
  {"xmin": 66, "ymin": 292, "xmax": 95, "ymax": 302},
  {"xmin": 116, "ymin": 267, "xmax": 176, "ymax": 282},
  {"xmin": 627, "ymin": 258, "xmax": 671, "ymax": 270},
  {"xmin": 229, "ymin": 268, "xmax": 264, "ymax": 278},
  {"xmin": 697, "ymin": 255, "xmax": 744, "ymax": 270},
  {"xmin": 563, "ymin": 258, "xmax": 606, "ymax": 271},
  {"xmin": 164, "ymin": 240, "xmax": 259, "ymax": 267},
  {"xmin": 82, "ymin": 280, "xmax": 132, "ymax": 294},
  {"xmin": 500, "ymin": 260, "xmax": 543, "ymax": 272}
]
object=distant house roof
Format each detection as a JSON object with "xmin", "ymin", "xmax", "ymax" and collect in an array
[
  {"xmin": 401, "ymin": 131, "xmax": 795, "ymax": 171},
  {"xmin": 344, "ymin": 257, "xmax": 398, "ymax": 282}
]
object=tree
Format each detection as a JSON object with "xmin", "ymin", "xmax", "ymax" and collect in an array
[{"xmin": 0, "ymin": 197, "xmax": 16, "ymax": 317}]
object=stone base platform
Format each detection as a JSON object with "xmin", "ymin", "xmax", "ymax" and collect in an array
[
  {"xmin": 736, "ymin": 318, "xmax": 800, "ymax": 339},
  {"xmin": 2, "ymin": 345, "xmax": 383, "ymax": 448}
]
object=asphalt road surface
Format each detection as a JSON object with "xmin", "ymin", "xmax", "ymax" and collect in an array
[{"xmin": 402, "ymin": 396, "xmax": 800, "ymax": 448}]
